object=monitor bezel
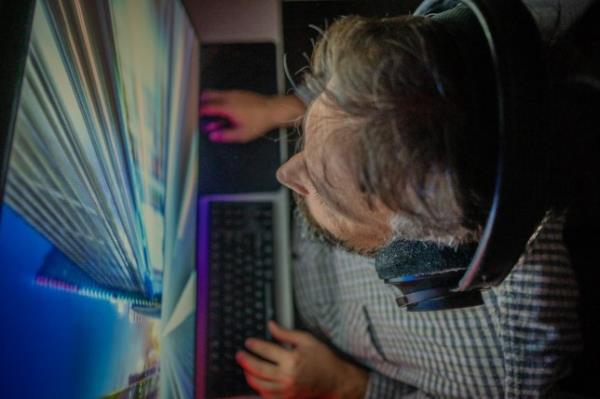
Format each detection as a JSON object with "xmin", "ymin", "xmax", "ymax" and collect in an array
[{"xmin": 0, "ymin": 0, "xmax": 36, "ymax": 220}]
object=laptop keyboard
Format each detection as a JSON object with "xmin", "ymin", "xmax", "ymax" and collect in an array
[{"xmin": 206, "ymin": 201, "xmax": 276, "ymax": 398}]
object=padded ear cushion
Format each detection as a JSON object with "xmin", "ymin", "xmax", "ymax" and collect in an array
[
  {"xmin": 375, "ymin": 239, "xmax": 484, "ymax": 311},
  {"xmin": 375, "ymin": 239, "xmax": 478, "ymax": 279}
]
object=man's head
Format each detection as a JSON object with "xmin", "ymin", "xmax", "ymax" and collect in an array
[{"xmin": 277, "ymin": 15, "xmax": 486, "ymax": 255}]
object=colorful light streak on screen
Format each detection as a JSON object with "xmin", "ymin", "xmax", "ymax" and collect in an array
[{"xmin": 0, "ymin": 0, "xmax": 198, "ymax": 398}]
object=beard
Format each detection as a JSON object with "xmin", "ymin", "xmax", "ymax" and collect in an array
[
  {"xmin": 293, "ymin": 190, "xmax": 480, "ymax": 256},
  {"xmin": 292, "ymin": 192, "xmax": 379, "ymax": 257}
]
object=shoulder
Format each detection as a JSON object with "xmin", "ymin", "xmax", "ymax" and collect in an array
[
  {"xmin": 414, "ymin": 0, "xmax": 595, "ymax": 41},
  {"xmin": 522, "ymin": 0, "xmax": 595, "ymax": 41},
  {"xmin": 492, "ymin": 211, "xmax": 581, "ymax": 397},
  {"xmin": 497, "ymin": 211, "xmax": 577, "ymax": 304}
]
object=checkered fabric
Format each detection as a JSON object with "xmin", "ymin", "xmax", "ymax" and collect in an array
[{"xmin": 292, "ymin": 213, "xmax": 581, "ymax": 398}]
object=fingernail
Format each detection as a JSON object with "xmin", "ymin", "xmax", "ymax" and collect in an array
[
  {"xmin": 205, "ymin": 121, "xmax": 221, "ymax": 131},
  {"xmin": 235, "ymin": 351, "xmax": 244, "ymax": 364},
  {"xmin": 245, "ymin": 338, "xmax": 254, "ymax": 349},
  {"xmin": 209, "ymin": 132, "xmax": 221, "ymax": 142}
]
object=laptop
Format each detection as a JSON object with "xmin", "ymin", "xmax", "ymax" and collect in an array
[{"xmin": 186, "ymin": 1, "xmax": 294, "ymax": 397}]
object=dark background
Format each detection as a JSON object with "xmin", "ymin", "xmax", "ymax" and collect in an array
[{"xmin": 282, "ymin": 0, "xmax": 418, "ymax": 91}]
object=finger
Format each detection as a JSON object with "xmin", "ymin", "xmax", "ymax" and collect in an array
[
  {"xmin": 198, "ymin": 104, "xmax": 230, "ymax": 117},
  {"xmin": 202, "ymin": 120, "xmax": 225, "ymax": 133},
  {"xmin": 268, "ymin": 320, "xmax": 309, "ymax": 346},
  {"xmin": 245, "ymin": 338, "xmax": 290, "ymax": 363},
  {"xmin": 200, "ymin": 90, "xmax": 226, "ymax": 103},
  {"xmin": 235, "ymin": 350, "xmax": 280, "ymax": 381},
  {"xmin": 244, "ymin": 372, "xmax": 283, "ymax": 396},
  {"xmin": 209, "ymin": 128, "xmax": 249, "ymax": 143}
]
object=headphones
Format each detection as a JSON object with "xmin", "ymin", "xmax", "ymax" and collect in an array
[{"xmin": 374, "ymin": 0, "xmax": 556, "ymax": 311}]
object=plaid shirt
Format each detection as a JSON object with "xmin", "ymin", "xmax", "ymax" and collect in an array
[{"xmin": 292, "ymin": 213, "xmax": 581, "ymax": 398}]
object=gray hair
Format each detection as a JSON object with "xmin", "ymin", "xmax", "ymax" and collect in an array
[{"xmin": 301, "ymin": 15, "xmax": 485, "ymax": 245}]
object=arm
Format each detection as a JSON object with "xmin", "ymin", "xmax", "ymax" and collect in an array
[
  {"xmin": 200, "ymin": 90, "xmax": 306, "ymax": 143},
  {"xmin": 364, "ymin": 372, "xmax": 417, "ymax": 399},
  {"xmin": 236, "ymin": 321, "xmax": 368, "ymax": 399},
  {"xmin": 493, "ymin": 213, "xmax": 581, "ymax": 398},
  {"xmin": 237, "ymin": 321, "xmax": 419, "ymax": 399}
]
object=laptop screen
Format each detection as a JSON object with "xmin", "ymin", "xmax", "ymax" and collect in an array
[{"xmin": 0, "ymin": 0, "xmax": 199, "ymax": 398}]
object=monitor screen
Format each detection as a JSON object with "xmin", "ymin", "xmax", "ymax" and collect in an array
[{"xmin": 0, "ymin": 0, "xmax": 199, "ymax": 398}]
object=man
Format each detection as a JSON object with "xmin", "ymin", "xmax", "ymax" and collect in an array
[{"xmin": 200, "ymin": 1, "xmax": 591, "ymax": 397}]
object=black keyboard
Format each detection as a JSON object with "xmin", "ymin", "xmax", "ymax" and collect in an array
[{"xmin": 206, "ymin": 201, "xmax": 276, "ymax": 398}]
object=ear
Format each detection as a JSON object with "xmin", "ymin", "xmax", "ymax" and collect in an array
[{"xmin": 276, "ymin": 153, "xmax": 311, "ymax": 196}]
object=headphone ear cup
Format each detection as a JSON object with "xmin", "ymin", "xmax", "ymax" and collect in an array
[
  {"xmin": 375, "ymin": 239, "xmax": 482, "ymax": 311},
  {"xmin": 456, "ymin": 0, "xmax": 552, "ymax": 291},
  {"xmin": 376, "ymin": 0, "xmax": 555, "ymax": 308},
  {"xmin": 392, "ymin": 272, "xmax": 485, "ymax": 311}
]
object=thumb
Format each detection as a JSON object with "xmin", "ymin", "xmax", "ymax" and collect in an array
[{"xmin": 268, "ymin": 321, "xmax": 309, "ymax": 346}]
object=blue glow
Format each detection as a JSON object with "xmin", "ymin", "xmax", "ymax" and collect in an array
[
  {"xmin": 0, "ymin": 0, "xmax": 199, "ymax": 396},
  {"xmin": 0, "ymin": 205, "xmax": 150, "ymax": 398}
]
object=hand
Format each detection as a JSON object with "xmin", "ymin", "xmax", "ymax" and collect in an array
[
  {"xmin": 235, "ymin": 321, "xmax": 368, "ymax": 399},
  {"xmin": 200, "ymin": 90, "xmax": 305, "ymax": 143}
]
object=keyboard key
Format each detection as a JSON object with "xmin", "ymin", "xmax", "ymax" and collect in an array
[{"xmin": 206, "ymin": 201, "xmax": 276, "ymax": 398}]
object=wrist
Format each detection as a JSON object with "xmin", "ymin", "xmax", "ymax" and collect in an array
[
  {"xmin": 332, "ymin": 360, "xmax": 368, "ymax": 399},
  {"xmin": 266, "ymin": 94, "xmax": 305, "ymax": 128}
]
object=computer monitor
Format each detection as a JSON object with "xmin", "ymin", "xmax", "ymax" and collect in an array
[{"xmin": 0, "ymin": 0, "xmax": 199, "ymax": 398}]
